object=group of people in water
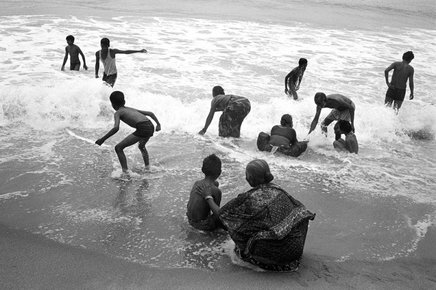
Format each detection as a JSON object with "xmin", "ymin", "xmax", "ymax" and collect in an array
[{"xmin": 62, "ymin": 34, "xmax": 415, "ymax": 271}]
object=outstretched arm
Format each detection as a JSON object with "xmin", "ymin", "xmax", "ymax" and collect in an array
[
  {"xmin": 95, "ymin": 51, "xmax": 100, "ymax": 78},
  {"xmin": 113, "ymin": 49, "xmax": 147, "ymax": 55},
  {"xmin": 384, "ymin": 63, "xmax": 395, "ymax": 88},
  {"xmin": 198, "ymin": 105, "xmax": 216, "ymax": 135},
  {"xmin": 409, "ymin": 69, "xmax": 414, "ymax": 100},
  {"xmin": 138, "ymin": 110, "xmax": 161, "ymax": 131},
  {"xmin": 96, "ymin": 113, "xmax": 120, "ymax": 145},
  {"xmin": 79, "ymin": 48, "xmax": 87, "ymax": 70},
  {"xmin": 61, "ymin": 47, "xmax": 68, "ymax": 71},
  {"xmin": 308, "ymin": 106, "xmax": 322, "ymax": 134}
]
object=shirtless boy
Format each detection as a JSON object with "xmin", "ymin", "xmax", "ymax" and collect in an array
[
  {"xmin": 186, "ymin": 154, "xmax": 225, "ymax": 231},
  {"xmin": 95, "ymin": 91, "xmax": 161, "ymax": 173},
  {"xmin": 95, "ymin": 38, "xmax": 147, "ymax": 87},
  {"xmin": 384, "ymin": 51, "xmax": 415, "ymax": 112},
  {"xmin": 333, "ymin": 120, "xmax": 358, "ymax": 154},
  {"xmin": 61, "ymin": 35, "xmax": 88, "ymax": 71},
  {"xmin": 284, "ymin": 58, "xmax": 307, "ymax": 100},
  {"xmin": 308, "ymin": 92, "xmax": 355, "ymax": 138}
]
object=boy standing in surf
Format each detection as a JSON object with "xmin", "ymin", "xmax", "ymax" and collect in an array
[
  {"xmin": 308, "ymin": 92, "xmax": 356, "ymax": 139},
  {"xmin": 384, "ymin": 51, "xmax": 415, "ymax": 113},
  {"xmin": 61, "ymin": 35, "xmax": 88, "ymax": 71},
  {"xmin": 95, "ymin": 91, "xmax": 161, "ymax": 173},
  {"xmin": 186, "ymin": 154, "xmax": 225, "ymax": 231},
  {"xmin": 95, "ymin": 38, "xmax": 147, "ymax": 87},
  {"xmin": 284, "ymin": 58, "xmax": 307, "ymax": 100}
]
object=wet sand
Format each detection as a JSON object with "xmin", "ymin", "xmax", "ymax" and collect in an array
[{"xmin": 1, "ymin": 223, "xmax": 435, "ymax": 289}]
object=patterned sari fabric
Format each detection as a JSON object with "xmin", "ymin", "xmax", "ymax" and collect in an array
[
  {"xmin": 218, "ymin": 99, "xmax": 251, "ymax": 137},
  {"xmin": 220, "ymin": 183, "xmax": 315, "ymax": 271},
  {"xmin": 256, "ymin": 132, "xmax": 307, "ymax": 157}
]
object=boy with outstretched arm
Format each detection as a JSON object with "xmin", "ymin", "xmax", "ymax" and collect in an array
[
  {"xmin": 186, "ymin": 154, "xmax": 226, "ymax": 231},
  {"xmin": 61, "ymin": 35, "xmax": 88, "ymax": 71},
  {"xmin": 95, "ymin": 91, "xmax": 161, "ymax": 173},
  {"xmin": 95, "ymin": 38, "xmax": 147, "ymax": 87},
  {"xmin": 284, "ymin": 58, "xmax": 308, "ymax": 100}
]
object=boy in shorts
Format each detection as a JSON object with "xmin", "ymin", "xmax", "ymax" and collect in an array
[
  {"xmin": 95, "ymin": 91, "xmax": 161, "ymax": 173},
  {"xmin": 186, "ymin": 154, "xmax": 225, "ymax": 231},
  {"xmin": 384, "ymin": 51, "xmax": 415, "ymax": 113},
  {"xmin": 61, "ymin": 35, "xmax": 88, "ymax": 71},
  {"xmin": 333, "ymin": 120, "xmax": 358, "ymax": 154}
]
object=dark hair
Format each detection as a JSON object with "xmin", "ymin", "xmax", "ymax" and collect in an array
[
  {"xmin": 337, "ymin": 120, "xmax": 352, "ymax": 134},
  {"xmin": 299, "ymin": 58, "xmax": 308, "ymax": 66},
  {"xmin": 66, "ymin": 35, "xmax": 75, "ymax": 43},
  {"xmin": 101, "ymin": 38, "xmax": 110, "ymax": 47},
  {"xmin": 245, "ymin": 159, "xmax": 274, "ymax": 187},
  {"xmin": 202, "ymin": 154, "xmax": 222, "ymax": 178},
  {"xmin": 212, "ymin": 86, "xmax": 225, "ymax": 97},
  {"xmin": 402, "ymin": 51, "xmax": 414, "ymax": 62},
  {"xmin": 314, "ymin": 92, "xmax": 326, "ymax": 106},
  {"xmin": 280, "ymin": 114, "xmax": 293, "ymax": 127},
  {"xmin": 109, "ymin": 91, "xmax": 125, "ymax": 107}
]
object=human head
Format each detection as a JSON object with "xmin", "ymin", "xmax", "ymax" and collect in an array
[
  {"xmin": 201, "ymin": 154, "xmax": 222, "ymax": 179},
  {"xmin": 314, "ymin": 92, "xmax": 327, "ymax": 107},
  {"xmin": 66, "ymin": 35, "xmax": 75, "ymax": 44},
  {"xmin": 402, "ymin": 51, "xmax": 414, "ymax": 63},
  {"xmin": 280, "ymin": 114, "xmax": 293, "ymax": 127},
  {"xmin": 299, "ymin": 58, "xmax": 308, "ymax": 67},
  {"xmin": 245, "ymin": 159, "xmax": 274, "ymax": 187},
  {"xmin": 337, "ymin": 120, "xmax": 352, "ymax": 134},
  {"xmin": 100, "ymin": 38, "xmax": 110, "ymax": 48},
  {"xmin": 109, "ymin": 91, "xmax": 125, "ymax": 109},
  {"xmin": 212, "ymin": 86, "xmax": 225, "ymax": 97}
]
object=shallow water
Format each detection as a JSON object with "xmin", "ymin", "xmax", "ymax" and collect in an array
[{"xmin": 0, "ymin": 0, "xmax": 435, "ymax": 271}]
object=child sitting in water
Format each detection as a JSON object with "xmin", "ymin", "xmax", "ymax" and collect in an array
[
  {"xmin": 333, "ymin": 120, "xmax": 359, "ymax": 154},
  {"xmin": 95, "ymin": 91, "xmax": 161, "ymax": 173},
  {"xmin": 186, "ymin": 154, "xmax": 225, "ymax": 231}
]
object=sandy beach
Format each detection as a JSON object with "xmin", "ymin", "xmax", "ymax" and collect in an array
[{"xmin": 1, "ymin": 223, "xmax": 435, "ymax": 289}]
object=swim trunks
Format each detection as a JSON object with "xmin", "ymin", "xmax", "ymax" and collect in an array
[
  {"xmin": 385, "ymin": 87, "xmax": 406, "ymax": 102},
  {"xmin": 218, "ymin": 98, "xmax": 251, "ymax": 137},
  {"xmin": 70, "ymin": 61, "xmax": 80, "ymax": 70},
  {"xmin": 102, "ymin": 73, "xmax": 117, "ymax": 87},
  {"xmin": 188, "ymin": 214, "xmax": 224, "ymax": 231},
  {"xmin": 325, "ymin": 101, "xmax": 355, "ymax": 122},
  {"xmin": 133, "ymin": 120, "xmax": 154, "ymax": 138}
]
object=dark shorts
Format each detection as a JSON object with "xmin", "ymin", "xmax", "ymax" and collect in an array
[
  {"xmin": 70, "ymin": 61, "xmax": 80, "ymax": 70},
  {"xmin": 133, "ymin": 121, "xmax": 154, "ymax": 138},
  {"xmin": 385, "ymin": 87, "xmax": 406, "ymax": 102},
  {"xmin": 218, "ymin": 99, "xmax": 251, "ymax": 138},
  {"xmin": 102, "ymin": 73, "xmax": 117, "ymax": 87},
  {"xmin": 188, "ymin": 214, "xmax": 225, "ymax": 231}
]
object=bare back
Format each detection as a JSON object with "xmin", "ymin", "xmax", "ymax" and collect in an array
[
  {"xmin": 390, "ymin": 61, "xmax": 414, "ymax": 89},
  {"xmin": 117, "ymin": 107, "xmax": 149, "ymax": 127},
  {"xmin": 325, "ymin": 94, "xmax": 354, "ymax": 111}
]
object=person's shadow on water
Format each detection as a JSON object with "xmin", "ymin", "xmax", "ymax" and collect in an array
[{"xmin": 114, "ymin": 178, "xmax": 151, "ymax": 218}]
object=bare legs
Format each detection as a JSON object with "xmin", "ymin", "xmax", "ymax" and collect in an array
[{"xmin": 114, "ymin": 134, "xmax": 150, "ymax": 172}]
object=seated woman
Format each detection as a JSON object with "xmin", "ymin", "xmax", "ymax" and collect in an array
[
  {"xmin": 220, "ymin": 160, "xmax": 315, "ymax": 271},
  {"xmin": 257, "ymin": 114, "xmax": 308, "ymax": 157}
]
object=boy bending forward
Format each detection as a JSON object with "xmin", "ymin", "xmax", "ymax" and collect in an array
[{"xmin": 96, "ymin": 91, "xmax": 161, "ymax": 172}]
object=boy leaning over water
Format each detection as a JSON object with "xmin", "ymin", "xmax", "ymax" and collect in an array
[
  {"xmin": 186, "ymin": 154, "xmax": 226, "ymax": 231},
  {"xmin": 95, "ymin": 91, "xmax": 161, "ymax": 173}
]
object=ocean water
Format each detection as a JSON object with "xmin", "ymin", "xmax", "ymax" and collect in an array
[{"xmin": 0, "ymin": 0, "xmax": 435, "ymax": 270}]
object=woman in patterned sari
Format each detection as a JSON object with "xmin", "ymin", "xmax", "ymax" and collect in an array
[{"xmin": 220, "ymin": 159, "xmax": 315, "ymax": 271}]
